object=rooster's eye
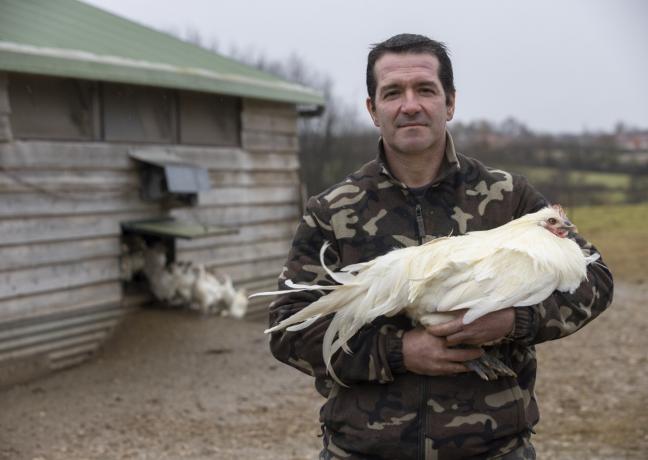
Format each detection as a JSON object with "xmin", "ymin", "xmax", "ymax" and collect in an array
[{"xmin": 547, "ymin": 218, "xmax": 557, "ymax": 225}]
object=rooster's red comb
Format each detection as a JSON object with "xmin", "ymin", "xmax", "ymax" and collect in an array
[{"xmin": 551, "ymin": 204, "xmax": 567, "ymax": 218}]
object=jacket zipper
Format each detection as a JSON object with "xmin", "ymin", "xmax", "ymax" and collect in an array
[
  {"xmin": 414, "ymin": 202, "xmax": 428, "ymax": 459},
  {"xmin": 419, "ymin": 375, "xmax": 430, "ymax": 460},
  {"xmin": 415, "ymin": 203, "xmax": 426, "ymax": 245}
]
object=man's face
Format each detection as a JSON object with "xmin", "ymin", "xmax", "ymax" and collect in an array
[{"xmin": 366, "ymin": 52, "xmax": 455, "ymax": 157}]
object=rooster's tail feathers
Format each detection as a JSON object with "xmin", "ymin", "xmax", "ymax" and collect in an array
[
  {"xmin": 319, "ymin": 242, "xmax": 358, "ymax": 285},
  {"xmin": 322, "ymin": 317, "xmax": 348, "ymax": 386},
  {"xmin": 263, "ymin": 288, "xmax": 348, "ymax": 334},
  {"xmin": 285, "ymin": 314, "xmax": 322, "ymax": 332},
  {"xmin": 248, "ymin": 279, "xmax": 337, "ymax": 299}
]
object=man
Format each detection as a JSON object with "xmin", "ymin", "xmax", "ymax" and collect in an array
[{"xmin": 268, "ymin": 34, "xmax": 613, "ymax": 459}]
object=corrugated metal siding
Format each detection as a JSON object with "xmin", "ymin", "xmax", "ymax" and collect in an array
[
  {"xmin": 0, "ymin": 302, "xmax": 127, "ymax": 387},
  {"xmin": 0, "ymin": 302, "xmax": 125, "ymax": 361}
]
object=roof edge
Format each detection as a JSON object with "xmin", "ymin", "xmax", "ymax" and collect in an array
[{"xmin": 0, "ymin": 40, "xmax": 326, "ymax": 107}]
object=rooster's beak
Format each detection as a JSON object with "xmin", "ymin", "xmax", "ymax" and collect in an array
[{"xmin": 559, "ymin": 219, "xmax": 576, "ymax": 233}]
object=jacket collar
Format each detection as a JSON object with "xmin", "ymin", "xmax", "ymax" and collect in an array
[{"xmin": 376, "ymin": 131, "xmax": 461, "ymax": 188}]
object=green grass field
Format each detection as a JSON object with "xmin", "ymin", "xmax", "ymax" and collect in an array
[
  {"xmin": 497, "ymin": 165, "xmax": 643, "ymax": 205},
  {"xmin": 510, "ymin": 165, "xmax": 632, "ymax": 189},
  {"xmin": 567, "ymin": 203, "xmax": 648, "ymax": 283}
]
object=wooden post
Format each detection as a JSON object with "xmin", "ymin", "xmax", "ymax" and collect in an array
[{"xmin": 0, "ymin": 72, "xmax": 12, "ymax": 142}]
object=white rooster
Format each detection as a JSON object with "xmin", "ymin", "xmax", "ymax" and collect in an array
[
  {"xmin": 193, "ymin": 269, "xmax": 248, "ymax": 318},
  {"xmin": 255, "ymin": 206, "xmax": 599, "ymax": 383}
]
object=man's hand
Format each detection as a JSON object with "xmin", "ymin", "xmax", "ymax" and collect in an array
[
  {"xmin": 402, "ymin": 327, "xmax": 484, "ymax": 376},
  {"xmin": 426, "ymin": 308, "xmax": 515, "ymax": 346}
]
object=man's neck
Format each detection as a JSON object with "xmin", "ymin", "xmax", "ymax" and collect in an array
[{"xmin": 383, "ymin": 142, "xmax": 446, "ymax": 188}]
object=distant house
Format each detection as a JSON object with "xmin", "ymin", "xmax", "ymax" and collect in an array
[
  {"xmin": 0, "ymin": 0, "xmax": 324, "ymax": 386},
  {"xmin": 615, "ymin": 130, "xmax": 648, "ymax": 152}
]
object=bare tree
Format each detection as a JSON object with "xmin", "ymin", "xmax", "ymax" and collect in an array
[
  {"xmin": 227, "ymin": 46, "xmax": 374, "ymax": 194},
  {"xmin": 161, "ymin": 28, "xmax": 648, "ymax": 205}
]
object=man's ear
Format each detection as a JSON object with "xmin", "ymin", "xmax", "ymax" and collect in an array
[
  {"xmin": 446, "ymin": 92, "xmax": 456, "ymax": 121},
  {"xmin": 366, "ymin": 97, "xmax": 379, "ymax": 127}
]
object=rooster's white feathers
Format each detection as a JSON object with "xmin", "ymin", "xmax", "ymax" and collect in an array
[{"xmin": 255, "ymin": 207, "xmax": 599, "ymax": 382}]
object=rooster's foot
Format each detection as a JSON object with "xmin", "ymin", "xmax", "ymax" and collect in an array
[{"xmin": 466, "ymin": 354, "xmax": 517, "ymax": 381}]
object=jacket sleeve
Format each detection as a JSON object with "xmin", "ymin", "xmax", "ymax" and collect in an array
[
  {"xmin": 509, "ymin": 176, "xmax": 615, "ymax": 345},
  {"xmin": 268, "ymin": 197, "xmax": 407, "ymax": 386}
]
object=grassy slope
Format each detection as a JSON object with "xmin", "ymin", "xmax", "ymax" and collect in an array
[
  {"xmin": 567, "ymin": 203, "xmax": 648, "ymax": 283},
  {"xmin": 510, "ymin": 165, "xmax": 632, "ymax": 189},
  {"xmin": 498, "ymin": 165, "xmax": 638, "ymax": 205}
]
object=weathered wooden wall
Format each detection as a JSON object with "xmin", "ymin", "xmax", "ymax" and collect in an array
[
  {"xmin": 0, "ymin": 79, "xmax": 301, "ymax": 385},
  {"xmin": 174, "ymin": 99, "xmax": 301, "ymax": 320}
]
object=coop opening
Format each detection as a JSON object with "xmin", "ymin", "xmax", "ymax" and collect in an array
[{"xmin": 119, "ymin": 219, "xmax": 247, "ymax": 318}]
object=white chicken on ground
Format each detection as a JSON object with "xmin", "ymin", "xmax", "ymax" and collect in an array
[
  {"xmin": 142, "ymin": 246, "xmax": 178, "ymax": 304},
  {"xmin": 192, "ymin": 266, "xmax": 226, "ymax": 312},
  {"xmin": 192, "ymin": 269, "xmax": 248, "ymax": 318},
  {"xmin": 135, "ymin": 242, "xmax": 248, "ymax": 318},
  {"xmin": 220, "ymin": 276, "xmax": 249, "ymax": 319},
  {"xmin": 254, "ymin": 206, "xmax": 600, "ymax": 383}
]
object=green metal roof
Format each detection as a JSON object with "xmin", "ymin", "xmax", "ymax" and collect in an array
[{"xmin": 0, "ymin": 0, "xmax": 325, "ymax": 108}]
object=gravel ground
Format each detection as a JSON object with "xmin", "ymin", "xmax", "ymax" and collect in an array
[{"xmin": 0, "ymin": 281, "xmax": 646, "ymax": 460}]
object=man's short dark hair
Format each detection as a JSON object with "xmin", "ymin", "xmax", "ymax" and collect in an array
[{"xmin": 367, "ymin": 33, "xmax": 456, "ymax": 107}]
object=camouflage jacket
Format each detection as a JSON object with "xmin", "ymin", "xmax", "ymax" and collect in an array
[{"xmin": 268, "ymin": 133, "xmax": 614, "ymax": 459}]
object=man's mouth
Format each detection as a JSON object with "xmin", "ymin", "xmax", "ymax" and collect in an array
[{"xmin": 398, "ymin": 122, "xmax": 427, "ymax": 128}]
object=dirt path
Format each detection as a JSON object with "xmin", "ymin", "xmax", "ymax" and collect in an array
[
  {"xmin": 532, "ymin": 281, "xmax": 648, "ymax": 459},
  {"xmin": 1, "ymin": 282, "xmax": 646, "ymax": 459}
]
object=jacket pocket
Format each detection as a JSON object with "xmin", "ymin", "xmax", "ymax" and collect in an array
[
  {"xmin": 320, "ymin": 376, "xmax": 421, "ymax": 459},
  {"xmin": 423, "ymin": 374, "xmax": 527, "ymax": 455}
]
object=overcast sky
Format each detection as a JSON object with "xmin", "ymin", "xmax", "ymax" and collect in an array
[{"xmin": 84, "ymin": 0, "xmax": 647, "ymax": 134}]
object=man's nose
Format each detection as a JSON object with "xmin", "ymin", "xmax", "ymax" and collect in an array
[{"xmin": 401, "ymin": 90, "xmax": 421, "ymax": 114}]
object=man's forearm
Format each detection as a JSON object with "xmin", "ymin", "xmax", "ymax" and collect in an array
[{"xmin": 269, "ymin": 305, "xmax": 409, "ymax": 384}]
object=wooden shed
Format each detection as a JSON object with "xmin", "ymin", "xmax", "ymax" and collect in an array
[{"xmin": 0, "ymin": 0, "xmax": 324, "ymax": 386}]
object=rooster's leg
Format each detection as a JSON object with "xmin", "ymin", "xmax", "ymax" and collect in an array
[
  {"xmin": 464, "ymin": 352, "xmax": 517, "ymax": 381},
  {"xmin": 419, "ymin": 315, "xmax": 518, "ymax": 380}
]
